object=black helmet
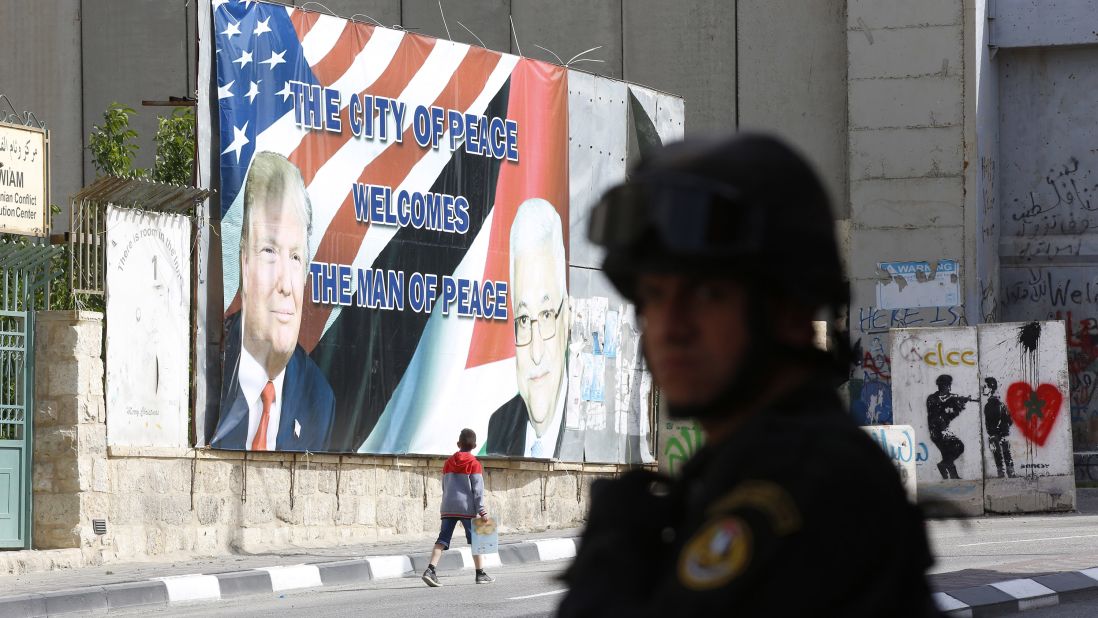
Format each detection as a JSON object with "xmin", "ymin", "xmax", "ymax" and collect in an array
[
  {"xmin": 589, "ymin": 133, "xmax": 847, "ymax": 312},
  {"xmin": 589, "ymin": 133, "xmax": 849, "ymax": 419}
]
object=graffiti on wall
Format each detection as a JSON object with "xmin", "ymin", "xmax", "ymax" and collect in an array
[
  {"xmin": 924, "ymin": 374, "xmax": 979, "ymax": 479},
  {"xmin": 1002, "ymin": 268, "xmax": 1098, "ymax": 449},
  {"xmin": 862, "ymin": 424, "xmax": 919, "ymax": 500},
  {"xmin": 891, "ymin": 327, "xmax": 984, "ymax": 499},
  {"xmin": 1000, "ymin": 156, "xmax": 1098, "ymax": 451},
  {"xmin": 979, "ymin": 156, "xmax": 999, "ymax": 324},
  {"xmin": 848, "ymin": 304, "xmax": 966, "ymax": 427},
  {"xmin": 661, "ymin": 420, "xmax": 703, "ymax": 477},
  {"xmin": 977, "ymin": 321, "xmax": 1073, "ymax": 481}
]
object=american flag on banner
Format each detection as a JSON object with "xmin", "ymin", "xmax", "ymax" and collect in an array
[{"xmin": 213, "ymin": 0, "xmax": 569, "ymax": 454}]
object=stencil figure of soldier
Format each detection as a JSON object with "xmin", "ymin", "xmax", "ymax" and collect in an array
[
  {"xmin": 982, "ymin": 377, "xmax": 1015, "ymax": 478},
  {"xmin": 926, "ymin": 374, "xmax": 977, "ymax": 479}
]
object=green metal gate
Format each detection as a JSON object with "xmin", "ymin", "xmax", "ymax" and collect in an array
[{"xmin": 0, "ymin": 238, "xmax": 60, "ymax": 549}]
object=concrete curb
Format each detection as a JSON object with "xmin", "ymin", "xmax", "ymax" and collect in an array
[
  {"xmin": 0, "ymin": 537, "xmax": 580, "ymax": 617},
  {"xmin": 935, "ymin": 567, "xmax": 1098, "ymax": 616}
]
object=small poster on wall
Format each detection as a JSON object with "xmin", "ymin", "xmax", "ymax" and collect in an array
[{"xmin": 105, "ymin": 206, "xmax": 191, "ymax": 448}]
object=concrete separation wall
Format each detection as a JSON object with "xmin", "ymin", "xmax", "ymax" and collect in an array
[
  {"xmin": 891, "ymin": 327, "xmax": 984, "ymax": 515},
  {"xmin": 891, "ymin": 322, "xmax": 1077, "ymax": 515},
  {"xmin": 32, "ymin": 311, "xmax": 619, "ymax": 565},
  {"xmin": 977, "ymin": 321, "xmax": 1075, "ymax": 513},
  {"xmin": 862, "ymin": 424, "xmax": 918, "ymax": 501}
]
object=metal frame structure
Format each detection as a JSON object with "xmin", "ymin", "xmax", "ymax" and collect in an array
[
  {"xmin": 0, "ymin": 237, "xmax": 60, "ymax": 549},
  {"xmin": 69, "ymin": 175, "xmax": 208, "ymax": 296}
]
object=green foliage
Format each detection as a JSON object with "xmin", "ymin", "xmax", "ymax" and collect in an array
[
  {"xmin": 152, "ymin": 107, "xmax": 196, "ymax": 185},
  {"xmin": 88, "ymin": 103, "xmax": 141, "ymax": 178},
  {"xmin": 88, "ymin": 102, "xmax": 196, "ymax": 186}
]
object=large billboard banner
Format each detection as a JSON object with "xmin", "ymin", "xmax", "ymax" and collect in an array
[{"xmin": 213, "ymin": 1, "xmax": 574, "ymax": 456}]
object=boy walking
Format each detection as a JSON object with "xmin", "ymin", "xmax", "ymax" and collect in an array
[{"xmin": 422, "ymin": 428, "xmax": 494, "ymax": 587}]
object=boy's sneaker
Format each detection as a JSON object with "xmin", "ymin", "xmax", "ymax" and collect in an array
[
  {"xmin": 422, "ymin": 568, "xmax": 441, "ymax": 587},
  {"xmin": 475, "ymin": 570, "xmax": 494, "ymax": 584}
]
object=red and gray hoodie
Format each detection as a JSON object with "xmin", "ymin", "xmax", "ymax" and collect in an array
[{"xmin": 440, "ymin": 451, "xmax": 487, "ymax": 518}]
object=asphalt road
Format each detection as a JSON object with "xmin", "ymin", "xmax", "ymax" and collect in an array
[
  {"xmin": 112, "ymin": 560, "xmax": 570, "ymax": 618},
  {"xmin": 926, "ymin": 489, "xmax": 1098, "ymax": 585}
]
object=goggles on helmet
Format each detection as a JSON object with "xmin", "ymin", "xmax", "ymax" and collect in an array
[{"xmin": 587, "ymin": 173, "xmax": 766, "ymax": 258}]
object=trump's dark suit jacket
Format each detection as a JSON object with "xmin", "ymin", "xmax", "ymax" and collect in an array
[{"xmin": 211, "ymin": 313, "xmax": 335, "ymax": 452}]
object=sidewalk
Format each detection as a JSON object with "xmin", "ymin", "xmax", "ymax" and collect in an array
[{"xmin": 0, "ymin": 528, "xmax": 582, "ymax": 617}]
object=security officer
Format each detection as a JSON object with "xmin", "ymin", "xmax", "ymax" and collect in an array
[{"xmin": 559, "ymin": 134, "xmax": 942, "ymax": 617}]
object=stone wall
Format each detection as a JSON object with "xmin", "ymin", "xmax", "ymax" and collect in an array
[
  {"xmin": 97, "ymin": 449, "xmax": 604, "ymax": 561},
  {"xmin": 33, "ymin": 311, "xmax": 109, "ymax": 557},
  {"xmin": 33, "ymin": 311, "xmax": 613, "ymax": 563}
]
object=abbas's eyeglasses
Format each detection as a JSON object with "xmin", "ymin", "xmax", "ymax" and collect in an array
[{"xmin": 514, "ymin": 297, "xmax": 565, "ymax": 346}]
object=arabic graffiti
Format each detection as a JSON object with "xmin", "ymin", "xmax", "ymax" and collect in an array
[{"xmin": 1010, "ymin": 157, "xmax": 1098, "ymax": 221}]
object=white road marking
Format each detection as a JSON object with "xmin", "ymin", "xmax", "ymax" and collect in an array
[
  {"xmin": 533, "ymin": 538, "xmax": 577, "ymax": 561},
  {"xmin": 365, "ymin": 555, "xmax": 414, "ymax": 579},
  {"xmin": 155, "ymin": 574, "xmax": 221, "ymax": 603},
  {"xmin": 258, "ymin": 564, "xmax": 323, "ymax": 591},
  {"xmin": 956, "ymin": 533, "xmax": 1098, "ymax": 547},
  {"xmin": 458, "ymin": 547, "xmax": 502, "ymax": 569},
  {"xmin": 508, "ymin": 589, "xmax": 568, "ymax": 600},
  {"xmin": 990, "ymin": 578, "xmax": 1056, "ymax": 599}
]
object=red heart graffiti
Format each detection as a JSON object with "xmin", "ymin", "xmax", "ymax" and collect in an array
[{"xmin": 1005, "ymin": 382, "xmax": 1063, "ymax": 446}]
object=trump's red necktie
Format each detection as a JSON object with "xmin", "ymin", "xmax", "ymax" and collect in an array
[{"xmin": 252, "ymin": 381, "xmax": 275, "ymax": 451}]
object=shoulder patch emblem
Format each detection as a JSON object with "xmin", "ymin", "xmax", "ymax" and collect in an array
[
  {"xmin": 706, "ymin": 480, "xmax": 801, "ymax": 536},
  {"xmin": 678, "ymin": 516, "xmax": 752, "ymax": 590}
]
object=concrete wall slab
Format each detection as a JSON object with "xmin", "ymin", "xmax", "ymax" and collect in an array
[
  {"xmin": 0, "ymin": 0, "xmax": 83, "ymax": 226},
  {"xmin": 622, "ymin": 0, "xmax": 733, "ymax": 136},
  {"xmin": 511, "ymin": 0, "xmax": 622, "ymax": 79},
  {"xmin": 81, "ymin": 0, "xmax": 191, "ymax": 182},
  {"xmin": 849, "ymin": 76, "xmax": 962, "ymax": 130},
  {"xmin": 991, "ymin": 0, "xmax": 1098, "ymax": 49},
  {"xmin": 891, "ymin": 326, "xmax": 984, "ymax": 515},
  {"xmin": 851, "ymin": 177, "xmax": 964, "ymax": 228},
  {"xmin": 848, "ymin": 226, "xmax": 965, "ymax": 280},
  {"xmin": 401, "ymin": 0, "xmax": 510, "ymax": 52},
  {"xmin": 297, "ymin": 0, "xmax": 401, "ymax": 29},
  {"xmin": 738, "ymin": 0, "xmax": 847, "ymax": 218},
  {"xmin": 850, "ymin": 126, "xmax": 963, "ymax": 181},
  {"xmin": 998, "ymin": 45, "xmax": 1098, "ymax": 450},
  {"xmin": 848, "ymin": 0, "xmax": 962, "ymax": 29},
  {"xmin": 977, "ymin": 321, "xmax": 1075, "ymax": 512},
  {"xmin": 848, "ymin": 25, "xmax": 962, "ymax": 81},
  {"xmin": 862, "ymin": 424, "xmax": 919, "ymax": 500}
]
